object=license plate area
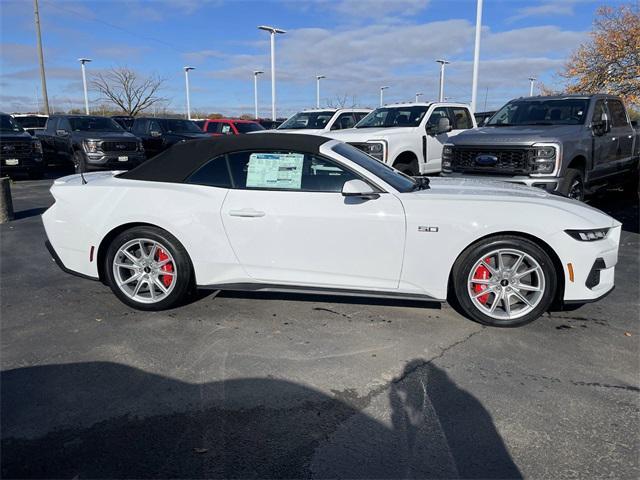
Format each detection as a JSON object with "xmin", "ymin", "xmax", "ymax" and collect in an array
[
  {"xmin": 5, "ymin": 159, "xmax": 19, "ymax": 166},
  {"xmin": 118, "ymin": 156, "xmax": 128, "ymax": 162}
]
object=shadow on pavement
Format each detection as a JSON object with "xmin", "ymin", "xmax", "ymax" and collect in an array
[
  {"xmin": 588, "ymin": 190, "xmax": 639, "ymax": 234},
  {"xmin": 12, "ymin": 207, "xmax": 48, "ymax": 220},
  {"xmin": 1, "ymin": 361, "xmax": 520, "ymax": 479}
]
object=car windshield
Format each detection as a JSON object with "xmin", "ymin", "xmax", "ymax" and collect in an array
[
  {"xmin": 193, "ymin": 120, "xmax": 205, "ymax": 129},
  {"xmin": 278, "ymin": 111, "xmax": 335, "ymax": 130},
  {"xmin": 14, "ymin": 116, "xmax": 47, "ymax": 129},
  {"xmin": 356, "ymin": 106, "xmax": 429, "ymax": 128},
  {"xmin": 235, "ymin": 122, "xmax": 265, "ymax": 133},
  {"xmin": 487, "ymin": 99, "xmax": 590, "ymax": 126},
  {"xmin": 331, "ymin": 142, "xmax": 417, "ymax": 193},
  {"xmin": 0, "ymin": 115, "xmax": 24, "ymax": 132},
  {"xmin": 69, "ymin": 116, "xmax": 123, "ymax": 132},
  {"xmin": 160, "ymin": 119, "xmax": 202, "ymax": 133}
]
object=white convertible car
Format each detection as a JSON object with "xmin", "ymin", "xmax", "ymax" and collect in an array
[{"xmin": 42, "ymin": 134, "xmax": 621, "ymax": 327}]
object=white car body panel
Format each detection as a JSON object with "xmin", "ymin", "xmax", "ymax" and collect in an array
[
  {"xmin": 42, "ymin": 140, "xmax": 621, "ymax": 305},
  {"xmin": 324, "ymin": 102, "xmax": 476, "ymax": 174}
]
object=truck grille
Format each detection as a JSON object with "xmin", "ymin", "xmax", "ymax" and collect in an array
[
  {"xmin": 101, "ymin": 141, "xmax": 138, "ymax": 153},
  {"xmin": 0, "ymin": 141, "xmax": 33, "ymax": 159},
  {"xmin": 450, "ymin": 147, "xmax": 534, "ymax": 175}
]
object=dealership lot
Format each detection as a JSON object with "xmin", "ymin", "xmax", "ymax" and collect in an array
[{"xmin": 1, "ymin": 178, "xmax": 639, "ymax": 478}]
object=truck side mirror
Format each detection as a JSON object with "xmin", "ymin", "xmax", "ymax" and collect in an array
[
  {"xmin": 56, "ymin": 129, "xmax": 69, "ymax": 137},
  {"xmin": 601, "ymin": 112, "xmax": 611, "ymax": 133},
  {"xmin": 437, "ymin": 117, "xmax": 452, "ymax": 134},
  {"xmin": 150, "ymin": 131, "xmax": 162, "ymax": 137}
]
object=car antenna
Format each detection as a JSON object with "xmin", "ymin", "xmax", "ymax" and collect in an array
[{"xmin": 79, "ymin": 157, "xmax": 87, "ymax": 185}]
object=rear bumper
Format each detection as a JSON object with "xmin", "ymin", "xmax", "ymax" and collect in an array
[{"xmin": 45, "ymin": 239, "xmax": 98, "ymax": 281}]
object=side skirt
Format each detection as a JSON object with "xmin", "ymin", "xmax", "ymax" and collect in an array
[{"xmin": 197, "ymin": 282, "xmax": 443, "ymax": 303}]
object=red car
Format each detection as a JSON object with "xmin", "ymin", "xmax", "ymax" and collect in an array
[{"xmin": 196, "ymin": 118, "xmax": 265, "ymax": 136}]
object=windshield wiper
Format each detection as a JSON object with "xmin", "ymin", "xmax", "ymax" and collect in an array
[{"xmin": 411, "ymin": 176, "xmax": 430, "ymax": 191}]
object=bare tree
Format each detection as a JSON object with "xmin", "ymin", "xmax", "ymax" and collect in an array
[
  {"xmin": 92, "ymin": 67, "xmax": 166, "ymax": 117},
  {"xmin": 326, "ymin": 93, "xmax": 358, "ymax": 109}
]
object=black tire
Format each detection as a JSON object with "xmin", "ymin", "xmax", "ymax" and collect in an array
[
  {"xmin": 104, "ymin": 226, "xmax": 193, "ymax": 311},
  {"xmin": 452, "ymin": 235, "xmax": 557, "ymax": 327},
  {"xmin": 73, "ymin": 150, "xmax": 86, "ymax": 174},
  {"xmin": 559, "ymin": 168, "xmax": 585, "ymax": 201},
  {"xmin": 394, "ymin": 157, "xmax": 419, "ymax": 176}
]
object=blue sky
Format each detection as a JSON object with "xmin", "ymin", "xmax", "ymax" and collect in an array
[{"xmin": 0, "ymin": 0, "xmax": 626, "ymax": 117}]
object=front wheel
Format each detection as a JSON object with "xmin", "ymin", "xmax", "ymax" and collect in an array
[
  {"xmin": 104, "ymin": 226, "xmax": 193, "ymax": 310},
  {"xmin": 452, "ymin": 236, "xmax": 557, "ymax": 327},
  {"xmin": 559, "ymin": 168, "xmax": 585, "ymax": 201}
]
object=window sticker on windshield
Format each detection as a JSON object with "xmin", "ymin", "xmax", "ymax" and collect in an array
[{"xmin": 246, "ymin": 153, "xmax": 304, "ymax": 189}]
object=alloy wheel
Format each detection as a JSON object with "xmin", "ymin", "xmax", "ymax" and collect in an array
[
  {"xmin": 467, "ymin": 248, "xmax": 546, "ymax": 321},
  {"xmin": 112, "ymin": 238, "xmax": 177, "ymax": 304}
]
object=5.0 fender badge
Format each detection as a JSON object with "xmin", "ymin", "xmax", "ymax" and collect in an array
[{"xmin": 418, "ymin": 226, "xmax": 439, "ymax": 232}]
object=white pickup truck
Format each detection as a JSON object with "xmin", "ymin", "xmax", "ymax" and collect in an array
[
  {"xmin": 324, "ymin": 102, "xmax": 476, "ymax": 175},
  {"xmin": 275, "ymin": 108, "xmax": 371, "ymax": 135}
]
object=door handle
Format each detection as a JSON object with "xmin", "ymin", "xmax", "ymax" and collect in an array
[{"xmin": 229, "ymin": 209, "xmax": 266, "ymax": 218}]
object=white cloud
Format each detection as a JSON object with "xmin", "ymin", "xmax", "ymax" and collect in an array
[
  {"xmin": 508, "ymin": 0, "xmax": 580, "ymax": 22},
  {"xmin": 482, "ymin": 26, "xmax": 586, "ymax": 57}
]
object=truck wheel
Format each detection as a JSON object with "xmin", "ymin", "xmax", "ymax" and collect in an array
[
  {"xmin": 559, "ymin": 168, "xmax": 584, "ymax": 201},
  {"xmin": 622, "ymin": 166, "xmax": 639, "ymax": 199},
  {"xmin": 104, "ymin": 226, "xmax": 194, "ymax": 311},
  {"xmin": 73, "ymin": 151, "xmax": 86, "ymax": 174},
  {"xmin": 394, "ymin": 158, "xmax": 419, "ymax": 176},
  {"xmin": 452, "ymin": 235, "xmax": 557, "ymax": 327}
]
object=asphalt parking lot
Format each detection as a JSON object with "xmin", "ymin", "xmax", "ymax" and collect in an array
[{"xmin": 1, "ymin": 176, "xmax": 638, "ymax": 479}]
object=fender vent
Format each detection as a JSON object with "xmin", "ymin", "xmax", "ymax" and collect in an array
[{"xmin": 586, "ymin": 258, "xmax": 606, "ymax": 289}]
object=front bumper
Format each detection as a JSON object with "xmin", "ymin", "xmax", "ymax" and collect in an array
[
  {"xmin": 85, "ymin": 152, "xmax": 146, "ymax": 170},
  {"xmin": 442, "ymin": 172, "xmax": 562, "ymax": 192},
  {"xmin": 0, "ymin": 155, "xmax": 44, "ymax": 173},
  {"xmin": 553, "ymin": 225, "xmax": 621, "ymax": 303}
]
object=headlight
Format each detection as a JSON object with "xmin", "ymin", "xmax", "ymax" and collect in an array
[
  {"xmin": 565, "ymin": 228, "xmax": 610, "ymax": 241},
  {"xmin": 363, "ymin": 142, "xmax": 384, "ymax": 161},
  {"xmin": 368, "ymin": 143, "xmax": 383, "ymax": 153},
  {"xmin": 442, "ymin": 145, "xmax": 454, "ymax": 156},
  {"xmin": 531, "ymin": 143, "xmax": 559, "ymax": 176},
  {"xmin": 83, "ymin": 140, "xmax": 100, "ymax": 153},
  {"xmin": 32, "ymin": 139, "xmax": 42, "ymax": 154},
  {"xmin": 442, "ymin": 145, "xmax": 453, "ymax": 171}
]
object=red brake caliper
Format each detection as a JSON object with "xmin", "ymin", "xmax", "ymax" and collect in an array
[
  {"xmin": 157, "ymin": 249, "xmax": 173, "ymax": 287},
  {"xmin": 473, "ymin": 258, "xmax": 491, "ymax": 304}
]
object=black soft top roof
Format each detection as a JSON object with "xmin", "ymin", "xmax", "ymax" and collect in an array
[{"xmin": 120, "ymin": 133, "xmax": 331, "ymax": 183}]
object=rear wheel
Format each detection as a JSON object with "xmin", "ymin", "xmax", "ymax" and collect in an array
[
  {"xmin": 105, "ymin": 226, "xmax": 193, "ymax": 310},
  {"xmin": 452, "ymin": 236, "xmax": 557, "ymax": 327}
]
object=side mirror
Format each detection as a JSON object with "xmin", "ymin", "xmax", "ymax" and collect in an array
[
  {"xmin": 56, "ymin": 129, "xmax": 69, "ymax": 136},
  {"xmin": 437, "ymin": 117, "xmax": 452, "ymax": 134},
  {"xmin": 341, "ymin": 179, "xmax": 379, "ymax": 199},
  {"xmin": 150, "ymin": 130, "xmax": 162, "ymax": 137},
  {"xmin": 601, "ymin": 112, "xmax": 611, "ymax": 133}
]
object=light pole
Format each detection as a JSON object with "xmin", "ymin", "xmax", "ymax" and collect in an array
[
  {"xmin": 470, "ymin": 0, "xmax": 483, "ymax": 112},
  {"xmin": 528, "ymin": 76, "xmax": 536, "ymax": 96},
  {"xmin": 436, "ymin": 59, "xmax": 450, "ymax": 102},
  {"xmin": 184, "ymin": 66, "xmax": 195, "ymax": 120},
  {"xmin": 316, "ymin": 75, "xmax": 326, "ymax": 108},
  {"xmin": 258, "ymin": 25, "xmax": 286, "ymax": 121},
  {"xmin": 415, "ymin": 92, "xmax": 423, "ymax": 103},
  {"xmin": 253, "ymin": 70, "xmax": 264, "ymax": 119},
  {"xmin": 33, "ymin": 0, "xmax": 50, "ymax": 115},
  {"xmin": 78, "ymin": 58, "xmax": 91, "ymax": 115},
  {"xmin": 380, "ymin": 86, "xmax": 389, "ymax": 106}
]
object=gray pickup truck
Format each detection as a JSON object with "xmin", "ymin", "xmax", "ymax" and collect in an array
[{"xmin": 442, "ymin": 94, "xmax": 639, "ymax": 200}]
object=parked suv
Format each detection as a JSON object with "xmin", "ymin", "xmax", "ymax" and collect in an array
[
  {"xmin": 37, "ymin": 115, "xmax": 145, "ymax": 172},
  {"xmin": 442, "ymin": 95, "xmax": 640, "ymax": 200},
  {"xmin": 199, "ymin": 118, "xmax": 265, "ymax": 135},
  {"xmin": 276, "ymin": 108, "xmax": 371, "ymax": 135},
  {"xmin": 325, "ymin": 102, "xmax": 476, "ymax": 176},
  {"xmin": 131, "ymin": 117, "xmax": 209, "ymax": 159},
  {"xmin": 0, "ymin": 113, "xmax": 44, "ymax": 178}
]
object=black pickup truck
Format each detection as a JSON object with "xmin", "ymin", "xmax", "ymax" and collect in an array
[
  {"xmin": 0, "ymin": 112, "xmax": 45, "ymax": 178},
  {"xmin": 131, "ymin": 117, "xmax": 209, "ymax": 159},
  {"xmin": 442, "ymin": 94, "xmax": 639, "ymax": 200},
  {"xmin": 36, "ymin": 115, "xmax": 146, "ymax": 172}
]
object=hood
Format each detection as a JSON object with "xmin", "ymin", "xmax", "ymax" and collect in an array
[
  {"xmin": 325, "ymin": 126, "xmax": 417, "ymax": 142},
  {"xmin": 167, "ymin": 132, "xmax": 209, "ymax": 140},
  {"xmin": 414, "ymin": 177, "xmax": 618, "ymax": 228},
  {"xmin": 450, "ymin": 125, "xmax": 583, "ymax": 145},
  {"xmin": 71, "ymin": 131, "xmax": 138, "ymax": 141},
  {"xmin": 0, "ymin": 130, "xmax": 33, "ymax": 141}
]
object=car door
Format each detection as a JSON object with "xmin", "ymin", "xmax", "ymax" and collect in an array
[
  {"xmin": 55, "ymin": 117, "xmax": 72, "ymax": 163},
  {"xmin": 145, "ymin": 120, "xmax": 165, "ymax": 158},
  {"xmin": 589, "ymin": 100, "xmax": 616, "ymax": 181},
  {"xmin": 606, "ymin": 99, "xmax": 635, "ymax": 171},
  {"xmin": 424, "ymin": 107, "xmax": 454, "ymax": 170},
  {"xmin": 219, "ymin": 150, "xmax": 406, "ymax": 289},
  {"xmin": 329, "ymin": 112, "xmax": 356, "ymax": 131}
]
